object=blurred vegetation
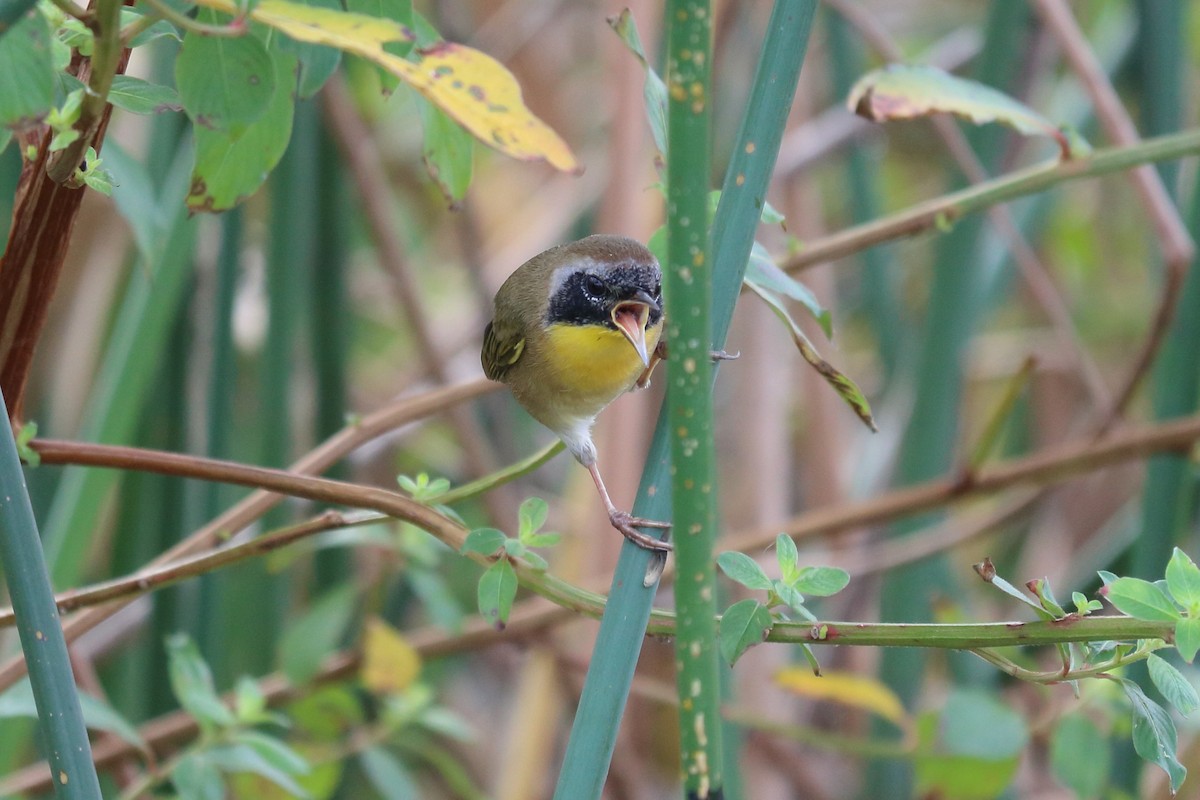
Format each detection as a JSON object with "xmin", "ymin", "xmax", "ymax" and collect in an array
[{"xmin": 2, "ymin": 0, "xmax": 1200, "ymax": 798}]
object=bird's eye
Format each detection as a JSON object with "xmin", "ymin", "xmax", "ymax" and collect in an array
[{"xmin": 583, "ymin": 275, "xmax": 606, "ymax": 296}]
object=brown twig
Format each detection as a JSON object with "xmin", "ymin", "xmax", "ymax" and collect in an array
[
  {"xmin": 0, "ymin": 378, "xmax": 499, "ymax": 692},
  {"xmin": 1031, "ymin": 0, "xmax": 1195, "ymax": 431},
  {"xmin": 0, "ymin": 511, "xmax": 359, "ymax": 628},
  {"xmin": 727, "ymin": 411, "xmax": 1200, "ymax": 553}
]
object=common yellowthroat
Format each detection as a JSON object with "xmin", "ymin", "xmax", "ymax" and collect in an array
[{"xmin": 482, "ymin": 235, "xmax": 672, "ymax": 552}]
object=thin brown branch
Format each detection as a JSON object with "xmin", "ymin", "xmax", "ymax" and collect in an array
[
  {"xmin": 0, "ymin": 511, "xmax": 358, "ymax": 628},
  {"xmin": 1031, "ymin": 0, "xmax": 1195, "ymax": 430},
  {"xmin": 0, "ymin": 378, "xmax": 498, "ymax": 692},
  {"xmin": 728, "ymin": 411, "xmax": 1200, "ymax": 553}
]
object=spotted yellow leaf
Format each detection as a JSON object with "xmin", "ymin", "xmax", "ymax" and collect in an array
[
  {"xmin": 775, "ymin": 668, "xmax": 907, "ymax": 726},
  {"xmin": 360, "ymin": 616, "xmax": 421, "ymax": 695},
  {"xmin": 193, "ymin": 0, "xmax": 580, "ymax": 173}
]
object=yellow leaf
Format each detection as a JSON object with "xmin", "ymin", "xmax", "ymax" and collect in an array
[
  {"xmin": 193, "ymin": 0, "xmax": 580, "ymax": 173},
  {"xmin": 775, "ymin": 668, "xmax": 908, "ymax": 726},
  {"xmin": 360, "ymin": 616, "xmax": 421, "ymax": 694}
]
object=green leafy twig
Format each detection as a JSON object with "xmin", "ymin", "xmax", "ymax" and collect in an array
[
  {"xmin": 461, "ymin": 498, "xmax": 560, "ymax": 629},
  {"xmin": 717, "ymin": 534, "xmax": 849, "ymax": 668}
]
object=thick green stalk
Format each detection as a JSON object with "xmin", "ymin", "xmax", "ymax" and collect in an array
[
  {"xmin": 1133, "ymin": 0, "xmax": 1184, "ymax": 193},
  {"xmin": 310, "ymin": 115, "xmax": 351, "ymax": 587},
  {"xmin": 664, "ymin": 0, "xmax": 720, "ymax": 795},
  {"xmin": 0, "ymin": 392, "xmax": 101, "ymax": 799},
  {"xmin": 552, "ymin": 2, "xmax": 817, "ymax": 797},
  {"xmin": 1133, "ymin": 2, "xmax": 1191, "ymax": 582}
]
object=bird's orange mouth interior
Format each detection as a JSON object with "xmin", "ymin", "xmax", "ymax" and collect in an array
[{"xmin": 612, "ymin": 301, "xmax": 652, "ymax": 366}]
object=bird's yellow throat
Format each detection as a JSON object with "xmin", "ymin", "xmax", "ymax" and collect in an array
[{"xmin": 542, "ymin": 321, "xmax": 661, "ymax": 399}]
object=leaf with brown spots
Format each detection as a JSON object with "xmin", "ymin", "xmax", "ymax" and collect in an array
[
  {"xmin": 193, "ymin": 0, "xmax": 580, "ymax": 173},
  {"xmin": 848, "ymin": 64, "xmax": 1089, "ymax": 160}
]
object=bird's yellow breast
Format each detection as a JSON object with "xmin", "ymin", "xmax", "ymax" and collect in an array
[{"xmin": 540, "ymin": 321, "xmax": 661, "ymax": 408}]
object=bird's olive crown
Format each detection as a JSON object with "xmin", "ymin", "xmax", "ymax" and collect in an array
[{"xmin": 545, "ymin": 260, "xmax": 664, "ymax": 329}]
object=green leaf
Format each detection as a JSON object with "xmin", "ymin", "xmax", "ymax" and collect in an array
[
  {"xmin": 278, "ymin": 584, "xmax": 358, "ymax": 685},
  {"xmin": 1072, "ymin": 591, "xmax": 1102, "ymax": 615},
  {"xmin": 518, "ymin": 496, "xmax": 549, "ymax": 538},
  {"xmin": 716, "ymin": 551, "xmax": 773, "ymax": 591},
  {"xmin": 942, "ymin": 689, "xmax": 1029, "ymax": 759},
  {"xmin": 419, "ymin": 96, "xmax": 474, "ymax": 205},
  {"xmin": 166, "ymin": 634, "xmax": 236, "ymax": 730},
  {"xmin": 793, "ymin": 566, "xmax": 850, "ymax": 598},
  {"xmin": 234, "ymin": 676, "xmax": 267, "ymax": 722},
  {"xmin": 847, "ymin": 64, "xmax": 1087, "ymax": 159},
  {"xmin": 607, "ymin": 9, "xmax": 667, "ymax": 155},
  {"xmin": 359, "ymin": 746, "xmax": 420, "ymax": 800},
  {"xmin": 477, "ymin": 559, "xmax": 517, "ymax": 629},
  {"xmin": 747, "ymin": 281, "xmax": 876, "ymax": 432},
  {"xmin": 915, "ymin": 690, "xmax": 1027, "ymax": 800},
  {"xmin": 521, "ymin": 530, "xmax": 561, "ymax": 548},
  {"xmin": 107, "ymin": 75, "xmax": 182, "ymax": 115},
  {"xmin": 461, "ymin": 527, "xmax": 506, "ymax": 556},
  {"xmin": 176, "ymin": 17, "xmax": 277, "ymax": 134},
  {"xmin": 173, "ymin": 753, "xmax": 225, "ymax": 800},
  {"xmin": 0, "ymin": 9, "xmax": 54, "ymax": 128},
  {"xmin": 1027, "ymin": 577, "xmax": 1067, "ymax": 618},
  {"xmin": 186, "ymin": 50, "xmax": 295, "ymax": 212},
  {"xmin": 718, "ymin": 599, "xmax": 773, "ymax": 666},
  {"xmin": 1148, "ymin": 654, "xmax": 1200, "ymax": 715},
  {"xmin": 1050, "ymin": 712, "xmax": 1109, "ymax": 799},
  {"xmin": 775, "ymin": 533, "xmax": 799, "ymax": 584},
  {"xmin": 207, "ymin": 736, "xmax": 311, "ymax": 798},
  {"xmin": 1120, "ymin": 678, "xmax": 1187, "ymax": 792},
  {"xmin": 14, "ymin": 421, "xmax": 38, "ymax": 466},
  {"xmin": 773, "ymin": 582, "xmax": 811, "ymax": 620},
  {"xmin": 1106, "ymin": 577, "xmax": 1183, "ymax": 622},
  {"xmin": 744, "ymin": 242, "xmax": 832, "ymax": 338},
  {"xmin": 1176, "ymin": 617, "xmax": 1200, "ymax": 663},
  {"xmin": 1166, "ymin": 547, "xmax": 1200, "ymax": 610}
]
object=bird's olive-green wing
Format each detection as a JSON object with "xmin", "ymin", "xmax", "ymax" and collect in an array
[{"xmin": 481, "ymin": 320, "xmax": 526, "ymax": 381}]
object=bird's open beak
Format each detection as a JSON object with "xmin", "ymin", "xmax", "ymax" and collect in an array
[{"xmin": 611, "ymin": 289, "xmax": 658, "ymax": 367}]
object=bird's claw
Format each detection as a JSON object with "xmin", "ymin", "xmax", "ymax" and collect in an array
[
  {"xmin": 609, "ymin": 510, "xmax": 673, "ymax": 552},
  {"xmin": 711, "ymin": 349, "xmax": 739, "ymax": 362}
]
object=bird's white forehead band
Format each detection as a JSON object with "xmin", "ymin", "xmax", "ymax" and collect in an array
[{"xmin": 546, "ymin": 256, "xmax": 608, "ymax": 299}]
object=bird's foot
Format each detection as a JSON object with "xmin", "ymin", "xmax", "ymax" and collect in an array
[
  {"xmin": 711, "ymin": 349, "xmax": 739, "ymax": 362},
  {"xmin": 609, "ymin": 509, "xmax": 673, "ymax": 552}
]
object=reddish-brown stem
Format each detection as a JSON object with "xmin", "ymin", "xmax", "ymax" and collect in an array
[{"xmin": 0, "ymin": 8, "xmax": 130, "ymax": 421}]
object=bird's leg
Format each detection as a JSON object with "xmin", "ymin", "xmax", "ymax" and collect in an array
[
  {"xmin": 586, "ymin": 461, "xmax": 672, "ymax": 552},
  {"xmin": 635, "ymin": 339, "xmax": 668, "ymax": 390}
]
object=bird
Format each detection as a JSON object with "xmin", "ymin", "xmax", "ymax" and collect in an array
[{"xmin": 482, "ymin": 234, "xmax": 672, "ymax": 553}]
